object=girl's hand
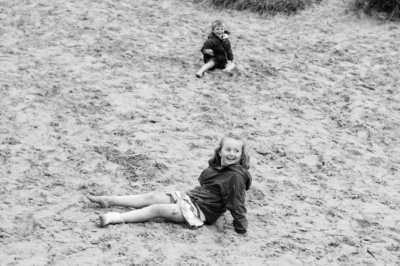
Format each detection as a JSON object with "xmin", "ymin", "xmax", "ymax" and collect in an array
[{"xmin": 204, "ymin": 49, "xmax": 214, "ymax": 56}]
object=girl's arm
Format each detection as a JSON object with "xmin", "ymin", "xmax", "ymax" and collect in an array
[{"xmin": 222, "ymin": 174, "xmax": 248, "ymax": 234}]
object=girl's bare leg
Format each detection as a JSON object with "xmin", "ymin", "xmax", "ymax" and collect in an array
[
  {"xmin": 121, "ymin": 204, "xmax": 184, "ymax": 223},
  {"xmin": 222, "ymin": 62, "xmax": 235, "ymax": 76},
  {"xmin": 87, "ymin": 192, "xmax": 171, "ymax": 208},
  {"xmin": 100, "ymin": 204, "xmax": 185, "ymax": 226},
  {"xmin": 196, "ymin": 60, "xmax": 215, "ymax": 78}
]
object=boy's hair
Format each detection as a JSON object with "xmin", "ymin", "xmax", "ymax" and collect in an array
[
  {"xmin": 208, "ymin": 133, "xmax": 250, "ymax": 169},
  {"xmin": 211, "ymin": 20, "xmax": 225, "ymax": 31}
]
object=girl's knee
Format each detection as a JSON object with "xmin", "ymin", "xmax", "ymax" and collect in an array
[
  {"xmin": 144, "ymin": 192, "xmax": 169, "ymax": 203},
  {"xmin": 143, "ymin": 192, "xmax": 157, "ymax": 201},
  {"xmin": 147, "ymin": 204, "xmax": 164, "ymax": 216},
  {"xmin": 148, "ymin": 204, "xmax": 175, "ymax": 217},
  {"xmin": 147, "ymin": 204, "xmax": 183, "ymax": 222}
]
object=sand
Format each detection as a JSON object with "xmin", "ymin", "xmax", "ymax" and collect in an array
[{"xmin": 1, "ymin": 0, "xmax": 399, "ymax": 265}]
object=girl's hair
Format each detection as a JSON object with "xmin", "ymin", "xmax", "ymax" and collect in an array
[{"xmin": 208, "ymin": 133, "xmax": 250, "ymax": 169}]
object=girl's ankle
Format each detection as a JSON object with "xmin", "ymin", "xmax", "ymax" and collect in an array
[{"xmin": 87, "ymin": 195, "xmax": 110, "ymax": 208}]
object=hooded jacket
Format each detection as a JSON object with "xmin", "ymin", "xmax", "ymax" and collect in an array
[
  {"xmin": 201, "ymin": 31, "xmax": 234, "ymax": 66},
  {"xmin": 187, "ymin": 164, "xmax": 252, "ymax": 234}
]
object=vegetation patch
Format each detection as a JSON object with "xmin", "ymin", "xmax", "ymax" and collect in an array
[
  {"xmin": 352, "ymin": 0, "xmax": 400, "ymax": 20},
  {"xmin": 195, "ymin": 0, "xmax": 321, "ymax": 15}
]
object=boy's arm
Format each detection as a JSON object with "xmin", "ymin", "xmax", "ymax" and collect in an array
[
  {"xmin": 201, "ymin": 39, "xmax": 214, "ymax": 54},
  {"xmin": 224, "ymin": 40, "xmax": 234, "ymax": 61}
]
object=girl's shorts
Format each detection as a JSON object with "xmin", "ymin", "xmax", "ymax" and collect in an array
[{"xmin": 166, "ymin": 191, "xmax": 206, "ymax": 228}]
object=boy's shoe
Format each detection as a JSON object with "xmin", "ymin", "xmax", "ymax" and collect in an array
[{"xmin": 222, "ymin": 69, "xmax": 233, "ymax": 77}]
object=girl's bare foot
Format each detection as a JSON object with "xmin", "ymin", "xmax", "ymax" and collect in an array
[
  {"xmin": 99, "ymin": 212, "xmax": 124, "ymax": 227},
  {"xmin": 195, "ymin": 72, "xmax": 203, "ymax": 78},
  {"xmin": 87, "ymin": 195, "xmax": 110, "ymax": 208}
]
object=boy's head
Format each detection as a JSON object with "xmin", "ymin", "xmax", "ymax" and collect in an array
[
  {"xmin": 211, "ymin": 20, "xmax": 225, "ymax": 31},
  {"xmin": 211, "ymin": 20, "xmax": 225, "ymax": 38}
]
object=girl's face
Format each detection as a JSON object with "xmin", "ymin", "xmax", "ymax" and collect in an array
[
  {"xmin": 219, "ymin": 138, "xmax": 243, "ymax": 166},
  {"xmin": 213, "ymin": 25, "xmax": 225, "ymax": 38}
]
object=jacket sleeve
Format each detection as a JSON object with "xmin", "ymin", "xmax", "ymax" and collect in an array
[
  {"xmin": 222, "ymin": 173, "xmax": 248, "ymax": 233},
  {"xmin": 223, "ymin": 39, "xmax": 234, "ymax": 61},
  {"xmin": 200, "ymin": 39, "xmax": 215, "ymax": 64},
  {"xmin": 200, "ymin": 39, "xmax": 213, "ymax": 54}
]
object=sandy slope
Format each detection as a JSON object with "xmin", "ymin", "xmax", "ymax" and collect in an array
[{"xmin": 1, "ymin": 0, "xmax": 399, "ymax": 265}]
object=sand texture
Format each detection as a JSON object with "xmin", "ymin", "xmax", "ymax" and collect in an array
[{"xmin": 1, "ymin": 0, "xmax": 400, "ymax": 265}]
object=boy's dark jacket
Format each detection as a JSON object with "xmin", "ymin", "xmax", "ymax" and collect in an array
[
  {"xmin": 187, "ymin": 163, "xmax": 252, "ymax": 234},
  {"xmin": 201, "ymin": 31, "xmax": 234, "ymax": 66}
]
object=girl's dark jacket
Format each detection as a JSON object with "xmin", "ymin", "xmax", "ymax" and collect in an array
[
  {"xmin": 187, "ymin": 163, "xmax": 252, "ymax": 234},
  {"xmin": 200, "ymin": 31, "xmax": 234, "ymax": 67}
]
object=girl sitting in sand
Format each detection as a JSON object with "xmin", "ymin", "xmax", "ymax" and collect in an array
[
  {"xmin": 87, "ymin": 134, "xmax": 252, "ymax": 234},
  {"xmin": 195, "ymin": 20, "xmax": 235, "ymax": 78}
]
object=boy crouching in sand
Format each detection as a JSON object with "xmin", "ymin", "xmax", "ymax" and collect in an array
[{"xmin": 195, "ymin": 20, "xmax": 235, "ymax": 78}]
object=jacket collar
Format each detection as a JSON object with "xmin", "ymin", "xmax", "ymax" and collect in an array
[{"xmin": 213, "ymin": 164, "xmax": 252, "ymax": 190}]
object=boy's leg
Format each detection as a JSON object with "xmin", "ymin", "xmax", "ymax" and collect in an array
[
  {"xmin": 87, "ymin": 192, "xmax": 171, "ymax": 208},
  {"xmin": 222, "ymin": 62, "xmax": 235, "ymax": 76},
  {"xmin": 196, "ymin": 60, "xmax": 215, "ymax": 78},
  {"xmin": 101, "ymin": 204, "xmax": 185, "ymax": 226}
]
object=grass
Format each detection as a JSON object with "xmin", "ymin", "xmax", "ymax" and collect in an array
[
  {"xmin": 195, "ymin": 0, "xmax": 320, "ymax": 15},
  {"xmin": 352, "ymin": 0, "xmax": 400, "ymax": 20}
]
